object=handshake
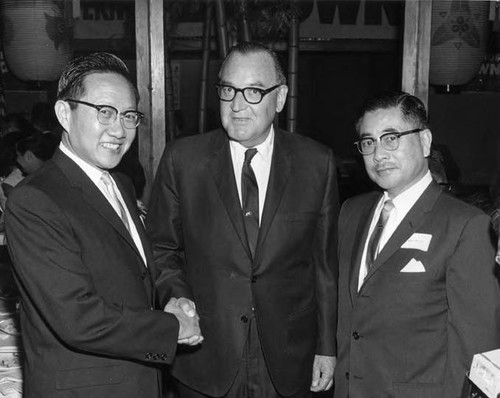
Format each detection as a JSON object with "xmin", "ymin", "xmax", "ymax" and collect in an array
[{"xmin": 164, "ymin": 297, "xmax": 204, "ymax": 346}]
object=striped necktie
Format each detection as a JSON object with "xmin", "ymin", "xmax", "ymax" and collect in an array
[
  {"xmin": 241, "ymin": 148, "xmax": 259, "ymax": 258},
  {"xmin": 366, "ymin": 199, "xmax": 394, "ymax": 269}
]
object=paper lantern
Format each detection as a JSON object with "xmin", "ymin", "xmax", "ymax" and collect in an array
[
  {"xmin": 1, "ymin": 0, "xmax": 73, "ymax": 82},
  {"xmin": 430, "ymin": 0, "xmax": 489, "ymax": 89}
]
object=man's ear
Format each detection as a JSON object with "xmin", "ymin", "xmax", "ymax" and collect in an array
[
  {"xmin": 24, "ymin": 150, "xmax": 35, "ymax": 161},
  {"xmin": 276, "ymin": 85, "xmax": 288, "ymax": 113},
  {"xmin": 54, "ymin": 100, "xmax": 71, "ymax": 133},
  {"xmin": 420, "ymin": 128, "xmax": 433, "ymax": 158}
]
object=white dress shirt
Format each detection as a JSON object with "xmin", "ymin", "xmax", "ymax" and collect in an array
[
  {"xmin": 59, "ymin": 143, "xmax": 147, "ymax": 265},
  {"xmin": 358, "ymin": 171, "xmax": 433, "ymax": 290},
  {"xmin": 230, "ymin": 126, "xmax": 274, "ymax": 225}
]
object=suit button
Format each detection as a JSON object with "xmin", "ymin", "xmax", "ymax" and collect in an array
[
  {"xmin": 140, "ymin": 271, "xmax": 147, "ymax": 280},
  {"xmin": 352, "ymin": 331, "xmax": 360, "ymax": 340},
  {"xmin": 251, "ymin": 276, "xmax": 257, "ymax": 283},
  {"xmin": 345, "ymin": 372, "xmax": 349, "ymax": 380},
  {"xmin": 240, "ymin": 315, "xmax": 249, "ymax": 323}
]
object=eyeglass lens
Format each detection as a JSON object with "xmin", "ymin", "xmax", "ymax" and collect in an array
[
  {"xmin": 97, "ymin": 107, "xmax": 141, "ymax": 128},
  {"xmin": 217, "ymin": 86, "xmax": 264, "ymax": 104}
]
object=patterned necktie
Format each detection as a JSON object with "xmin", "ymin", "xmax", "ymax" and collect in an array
[
  {"xmin": 101, "ymin": 172, "xmax": 131, "ymax": 233},
  {"xmin": 366, "ymin": 199, "xmax": 394, "ymax": 269},
  {"xmin": 242, "ymin": 148, "xmax": 259, "ymax": 258}
]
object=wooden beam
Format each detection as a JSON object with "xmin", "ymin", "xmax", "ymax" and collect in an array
[
  {"xmin": 135, "ymin": 0, "xmax": 165, "ymax": 204},
  {"xmin": 401, "ymin": 0, "xmax": 432, "ymax": 108}
]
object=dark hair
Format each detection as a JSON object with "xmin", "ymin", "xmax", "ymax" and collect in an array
[
  {"xmin": 0, "ymin": 132, "xmax": 25, "ymax": 177},
  {"xmin": 16, "ymin": 132, "xmax": 59, "ymax": 161},
  {"xmin": 57, "ymin": 52, "xmax": 138, "ymax": 106},
  {"xmin": 1, "ymin": 112, "xmax": 32, "ymax": 135},
  {"xmin": 355, "ymin": 91, "xmax": 429, "ymax": 135},
  {"xmin": 219, "ymin": 41, "xmax": 287, "ymax": 85}
]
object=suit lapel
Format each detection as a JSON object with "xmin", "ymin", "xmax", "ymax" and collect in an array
[
  {"xmin": 208, "ymin": 131, "xmax": 252, "ymax": 257},
  {"xmin": 113, "ymin": 174, "xmax": 151, "ymax": 269},
  {"xmin": 361, "ymin": 182, "xmax": 442, "ymax": 287},
  {"xmin": 255, "ymin": 129, "xmax": 291, "ymax": 262},
  {"xmin": 53, "ymin": 151, "xmax": 145, "ymax": 263},
  {"xmin": 349, "ymin": 195, "xmax": 380, "ymax": 306}
]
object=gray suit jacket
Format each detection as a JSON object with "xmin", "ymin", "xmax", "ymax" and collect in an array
[{"xmin": 335, "ymin": 181, "xmax": 500, "ymax": 398}]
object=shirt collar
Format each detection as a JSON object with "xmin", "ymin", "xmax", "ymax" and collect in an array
[
  {"xmin": 59, "ymin": 142, "xmax": 107, "ymax": 186},
  {"xmin": 384, "ymin": 171, "xmax": 433, "ymax": 214}
]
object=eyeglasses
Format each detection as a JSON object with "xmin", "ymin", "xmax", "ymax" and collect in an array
[
  {"xmin": 66, "ymin": 99, "xmax": 144, "ymax": 129},
  {"xmin": 354, "ymin": 128, "xmax": 423, "ymax": 155},
  {"xmin": 215, "ymin": 84, "xmax": 281, "ymax": 104}
]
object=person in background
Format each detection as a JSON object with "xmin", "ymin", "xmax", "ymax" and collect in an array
[
  {"xmin": 335, "ymin": 91, "xmax": 500, "ymax": 398},
  {"xmin": 147, "ymin": 41, "xmax": 339, "ymax": 398},
  {"xmin": 15, "ymin": 132, "xmax": 59, "ymax": 176},
  {"xmin": 1, "ymin": 113, "xmax": 31, "ymax": 137},
  {"xmin": 31, "ymin": 101, "xmax": 59, "ymax": 135},
  {"xmin": 5, "ymin": 52, "xmax": 202, "ymax": 398},
  {"xmin": 0, "ymin": 132, "xmax": 24, "ymax": 211}
]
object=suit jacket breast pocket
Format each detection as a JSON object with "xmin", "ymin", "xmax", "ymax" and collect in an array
[{"xmin": 285, "ymin": 212, "xmax": 319, "ymax": 223}]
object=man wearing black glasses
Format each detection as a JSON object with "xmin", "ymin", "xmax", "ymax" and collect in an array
[
  {"xmin": 334, "ymin": 91, "xmax": 500, "ymax": 398},
  {"xmin": 147, "ymin": 42, "xmax": 339, "ymax": 397},
  {"xmin": 5, "ymin": 53, "xmax": 202, "ymax": 398}
]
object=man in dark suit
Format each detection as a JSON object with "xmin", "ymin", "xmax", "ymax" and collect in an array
[
  {"xmin": 146, "ymin": 42, "xmax": 339, "ymax": 397},
  {"xmin": 5, "ymin": 53, "xmax": 202, "ymax": 398},
  {"xmin": 334, "ymin": 91, "xmax": 500, "ymax": 398}
]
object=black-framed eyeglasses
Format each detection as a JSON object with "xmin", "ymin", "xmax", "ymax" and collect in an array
[
  {"xmin": 215, "ymin": 84, "xmax": 281, "ymax": 104},
  {"xmin": 66, "ymin": 99, "xmax": 144, "ymax": 129},
  {"xmin": 354, "ymin": 128, "xmax": 423, "ymax": 156}
]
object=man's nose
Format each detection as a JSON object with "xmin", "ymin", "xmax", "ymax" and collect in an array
[
  {"xmin": 108, "ymin": 116, "xmax": 127, "ymax": 138},
  {"xmin": 230, "ymin": 91, "xmax": 248, "ymax": 112},
  {"xmin": 372, "ymin": 141, "xmax": 389, "ymax": 161}
]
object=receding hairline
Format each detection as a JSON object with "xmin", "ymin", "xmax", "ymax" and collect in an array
[{"xmin": 218, "ymin": 48, "xmax": 286, "ymax": 85}]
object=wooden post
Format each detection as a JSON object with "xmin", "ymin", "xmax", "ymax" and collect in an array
[
  {"xmin": 287, "ymin": 11, "xmax": 299, "ymax": 134},
  {"xmin": 402, "ymin": 0, "xmax": 432, "ymax": 109},
  {"xmin": 199, "ymin": 0, "xmax": 214, "ymax": 134},
  {"xmin": 135, "ymin": 0, "xmax": 165, "ymax": 204}
]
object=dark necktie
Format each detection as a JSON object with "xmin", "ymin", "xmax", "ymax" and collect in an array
[
  {"xmin": 366, "ymin": 199, "xmax": 394, "ymax": 269},
  {"xmin": 101, "ymin": 172, "xmax": 131, "ymax": 234},
  {"xmin": 242, "ymin": 148, "xmax": 259, "ymax": 258}
]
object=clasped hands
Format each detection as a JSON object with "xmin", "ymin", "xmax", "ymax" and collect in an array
[{"xmin": 164, "ymin": 297, "xmax": 204, "ymax": 346}]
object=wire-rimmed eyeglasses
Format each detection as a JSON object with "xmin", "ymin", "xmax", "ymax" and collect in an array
[
  {"xmin": 66, "ymin": 99, "xmax": 144, "ymax": 129},
  {"xmin": 215, "ymin": 84, "xmax": 281, "ymax": 105},
  {"xmin": 354, "ymin": 128, "xmax": 423, "ymax": 156}
]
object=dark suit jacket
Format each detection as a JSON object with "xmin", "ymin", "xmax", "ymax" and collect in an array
[
  {"xmin": 5, "ymin": 149, "xmax": 179, "ymax": 398},
  {"xmin": 146, "ymin": 128, "xmax": 339, "ymax": 396},
  {"xmin": 335, "ymin": 181, "xmax": 500, "ymax": 398}
]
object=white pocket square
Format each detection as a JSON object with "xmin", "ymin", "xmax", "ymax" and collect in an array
[
  {"xmin": 401, "ymin": 233, "xmax": 432, "ymax": 252},
  {"xmin": 400, "ymin": 258, "xmax": 426, "ymax": 273}
]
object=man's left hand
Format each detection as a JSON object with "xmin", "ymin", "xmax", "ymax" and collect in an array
[{"xmin": 310, "ymin": 354, "xmax": 336, "ymax": 392}]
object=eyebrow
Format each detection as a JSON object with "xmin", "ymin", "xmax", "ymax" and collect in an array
[
  {"xmin": 360, "ymin": 128, "xmax": 399, "ymax": 138},
  {"xmin": 219, "ymin": 80, "xmax": 267, "ymax": 88}
]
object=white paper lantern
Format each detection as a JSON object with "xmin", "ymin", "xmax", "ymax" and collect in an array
[
  {"xmin": 1, "ymin": 0, "xmax": 73, "ymax": 82},
  {"xmin": 430, "ymin": 0, "xmax": 489, "ymax": 88}
]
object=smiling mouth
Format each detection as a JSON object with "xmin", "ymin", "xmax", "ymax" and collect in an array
[{"xmin": 101, "ymin": 143, "xmax": 121, "ymax": 151}]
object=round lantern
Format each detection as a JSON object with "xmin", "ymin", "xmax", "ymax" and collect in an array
[
  {"xmin": 1, "ymin": 0, "xmax": 73, "ymax": 82},
  {"xmin": 430, "ymin": 0, "xmax": 489, "ymax": 89}
]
